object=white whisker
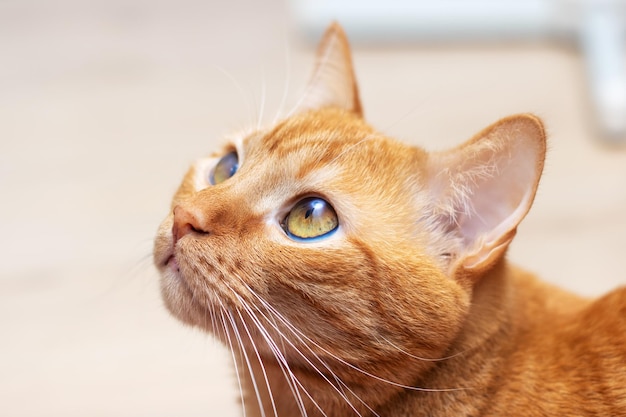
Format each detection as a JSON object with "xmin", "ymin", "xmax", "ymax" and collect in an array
[
  {"xmin": 287, "ymin": 33, "xmax": 338, "ymax": 119},
  {"xmin": 223, "ymin": 279, "xmax": 370, "ymax": 416},
  {"xmin": 326, "ymin": 133, "xmax": 378, "ymax": 167},
  {"xmin": 224, "ymin": 282, "xmax": 369, "ymax": 417},
  {"xmin": 258, "ymin": 66, "xmax": 267, "ymax": 130},
  {"xmin": 252, "ymin": 302, "xmax": 379, "ymax": 416},
  {"xmin": 223, "ymin": 282, "xmax": 322, "ymax": 416},
  {"xmin": 235, "ymin": 308, "xmax": 279, "ymax": 417},
  {"xmin": 219, "ymin": 307, "xmax": 248, "ymax": 417},
  {"xmin": 222, "ymin": 307, "xmax": 268, "ymax": 417},
  {"xmin": 378, "ymin": 334, "xmax": 472, "ymax": 362},
  {"xmin": 237, "ymin": 305, "xmax": 310, "ymax": 417},
  {"xmin": 211, "ymin": 64, "xmax": 256, "ymax": 128},
  {"xmin": 246, "ymin": 284, "xmax": 469, "ymax": 393},
  {"xmin": 274, "ymin": 39, "xmax": 292, "ymax": 125}
]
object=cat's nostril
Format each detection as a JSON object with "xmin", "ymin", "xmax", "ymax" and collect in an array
[{"xmin": 172, "ymin": 205, "xmax": 209, "ymax": 244}]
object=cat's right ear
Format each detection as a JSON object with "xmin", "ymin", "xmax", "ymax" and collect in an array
[
  {"xmin": 291, "ymin": 22, "xmax": 363, "ymax": 117},
  {"xmin": 426, "ymin": 114, "xmax": 547, "ymax": 281}
]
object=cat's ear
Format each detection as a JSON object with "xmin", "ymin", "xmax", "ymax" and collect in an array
[
  {"xmin": 427, "ymin": 114, "xmax": 546, "ymax": 279},
  {"xmin": 291, "ymin": 22, "xmax": 363, "ymax": 116}
]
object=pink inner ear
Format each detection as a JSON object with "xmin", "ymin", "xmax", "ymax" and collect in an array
[
  {"xmin": 458, "ymin": 143, "xmax": 539, "ymax": 247},
  {"xmin": 428, "ymin": 114, "xmax": 546, "ymax": 271}
]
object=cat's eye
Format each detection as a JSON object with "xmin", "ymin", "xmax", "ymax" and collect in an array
[
  {"xmin": 282, "ymin": 197, "xmax": 338, "ymax": 241},
  {"xmin": 210, "ymin": 151, "xmax": 239, "ymax": 185}
]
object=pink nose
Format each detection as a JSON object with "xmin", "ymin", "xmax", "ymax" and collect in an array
[{"xmin": 172, "ymin": 205, "xmax": 208, "ymax": 244}]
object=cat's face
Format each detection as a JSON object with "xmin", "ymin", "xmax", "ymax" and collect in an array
[
  {"xmin": 153, "ymin": 23, "xmax": 545, "ymax": 392},
  {"xmin": 153, "ymin": 106, "xmax": 470, "ymax": 375}
]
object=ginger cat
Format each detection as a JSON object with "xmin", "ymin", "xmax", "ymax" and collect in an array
[{"xmin": 153, "ymin": 23, "xmax": 626, "ymax": 416}]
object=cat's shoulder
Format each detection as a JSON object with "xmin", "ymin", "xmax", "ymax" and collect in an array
[{"xmin": 582, "ymin": 285, "xmax": 626, "ymax": 330}]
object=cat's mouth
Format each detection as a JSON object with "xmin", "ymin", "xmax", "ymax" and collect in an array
[
  {"xmin": 163, "ymin": 254, "xmax": 177, "ymax": 270},
  {"xmin": 154, "ymin": 237, "xmax": 177, "ymax": 271},
  {"xmin": 154, "ymin": 231, "xmax": 174, "ymax": 269}
]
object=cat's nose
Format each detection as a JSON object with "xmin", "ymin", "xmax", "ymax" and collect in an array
[{"xmin": 172, "ymin": 205, "xmax": 208, "ymax": 244}]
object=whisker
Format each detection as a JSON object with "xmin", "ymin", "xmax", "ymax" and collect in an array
[
  {"xmin": 273, "ymin": 38, "xmax": 292, "ymax": 125},
  {"xmin": 98, "ymin": 247, "xmax": 157, "ymax": 301},
  {"xmin": 249, "ymin": 300, "xmax": 380, "ymax": 416},
  {"xmin": 211, "ymin": 64, "xmax": 256, "ymax": 128},
  {"xmin": 258, "ymin": 65, "xmax": 267, "ymax": 130},
  {"xmin": 219, "ymin": 306, "xmax": 248, "ymax": 417},
  {"xmin": 376, "ymin": 98, "xmax": 430, "ymax": 139},
  {"xmin": 237, "ymin": 305, "xmax": 310, "ymax": 417},
  {"xmin": 235, "ymin": 308, "xmax": 279, "ymax": 417},
  {"xmin": 378, "ymin": 334, "xmax": 473, "ymax": 362},
  {"xmin": 223, "ymin": 279, "xmax": 368, "ymax": 416},
  {"xmin": 263, "ymin": 305, "xmax": 380, "ymax": 415},
  {"xmin": 325, "ymin": 133, "xmax": 378, "ymax": 167},
  {"xmin": 286, "ymin": 32, "xmax": 338, "ymax": 119},
  {"xmin": 222, "ymin": 308, "xmax": 269, "ymax": 417},
  {"xmin": 223, "ymin": 282, "xmax": 321, "ymax": 417},
  {"xmin": 224, "ymin": 282, "xmax": 368, "ymax": 417},
  {"xmin": 209, "ymin": 303, "xmax": 220, "ymax": 343},
  {"xmin": 246, "ymin": 285, "xmax": 469, "ymax": 393}
]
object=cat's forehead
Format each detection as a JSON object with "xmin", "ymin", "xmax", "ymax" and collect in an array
[
  {"xmin": 231, "ymin": 108, "xmax": 427, "ymax": 197},
  {"xmin": 181, "ymin": 108, "xmax": 426, "ymax": 220},
  {"xmin": 245, "ymin": 109, "xmax": 378, "ymax": 168}
]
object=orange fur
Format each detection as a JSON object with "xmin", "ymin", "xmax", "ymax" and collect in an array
[{"xmin": 153, "ymin": 23, "xmax": 626, "ymax": 416}]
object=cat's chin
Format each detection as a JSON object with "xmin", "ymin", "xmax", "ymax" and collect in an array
[{"xmin": 156, "ymin": 254, "xmax": 216, "ymax": 329}]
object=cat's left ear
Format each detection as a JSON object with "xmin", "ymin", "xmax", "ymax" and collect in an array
[
  {"xmin": 291, "ymin": 22, "xmax": 363, "ymax": 116},
  {"xmin": 427, "ymin": 114, "xmax": 546, "ymax": 279}
]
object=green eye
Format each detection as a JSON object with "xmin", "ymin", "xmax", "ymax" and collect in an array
[
  {"xmin": 283, "ymin": 197, "xmax": 338, "ymax": 241},
  {"xmin": 210, "ymin": 151, "xmax": 239, "ymax": 185}
]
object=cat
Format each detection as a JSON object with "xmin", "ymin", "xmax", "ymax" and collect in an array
[{"xmin": 153, "ymin": 23, "xmax": 626, "ymax": 417}]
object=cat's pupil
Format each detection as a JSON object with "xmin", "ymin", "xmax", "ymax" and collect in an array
[
  {"xmin": 283, "ymin": 197, "xmax": 338, "ymax": 241},
  {"xmin": 210, "ymin": 151, "xmax": 239, "ymax": 185}
]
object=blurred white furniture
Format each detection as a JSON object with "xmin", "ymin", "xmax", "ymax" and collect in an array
[{"xmin": 292, "ymin": 0, "xmax": 626, "ymax": 142}]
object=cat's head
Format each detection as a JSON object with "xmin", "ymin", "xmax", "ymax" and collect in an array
[{"xmin": 154, "ymin": 23, "xmax": 545, "ymax": 385}]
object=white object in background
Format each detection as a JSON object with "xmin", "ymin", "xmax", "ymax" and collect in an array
[
  {"xmin": 580, "ymin": 0, "xmax": 626, "ymax": 139},
  {"xmin": 292, "ymin": 0, "xmax": 626, "ymax": 141}
]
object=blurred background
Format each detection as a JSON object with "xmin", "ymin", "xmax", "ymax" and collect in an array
[{"xmin": 1, "ymin": 0, "xmax": 625, "ymax": 416}]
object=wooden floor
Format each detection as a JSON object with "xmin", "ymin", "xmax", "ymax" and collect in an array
[{"xmin": 2, "ymin": 0, "xmax": 625, "ymax": 415}]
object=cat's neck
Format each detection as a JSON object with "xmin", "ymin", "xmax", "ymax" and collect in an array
[
  {"xmin": 380, "ymin": 261, "xmax": 587, "ymax": 416},
  {"xmin": 237, "ymin": 261, "xmax": 586, "ymax": 417}
]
